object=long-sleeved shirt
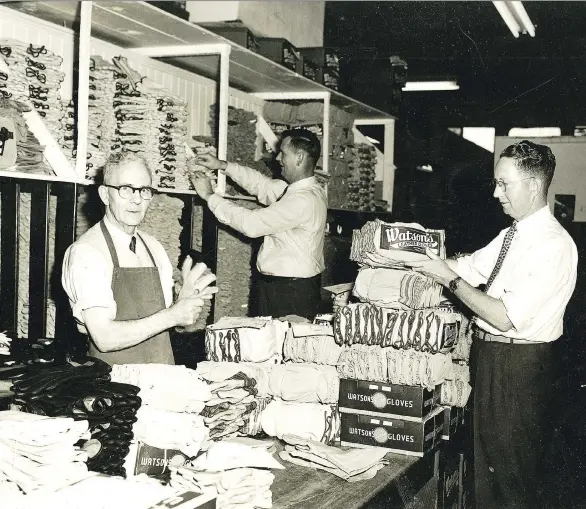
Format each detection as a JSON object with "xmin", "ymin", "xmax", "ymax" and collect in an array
[
  {"xmin": 208, "ymin": 162, "xmax": 327, "ymax": 278},
  {"xmin": 455, "ymin": 205, "xmax": 577, "ymax": 343}
]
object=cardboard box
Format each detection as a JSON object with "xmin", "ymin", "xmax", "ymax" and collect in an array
[
  {"xmin": 299, "ymin": 47, "xmax": 341, "ymax": 74},
  {"xmin": 339, "ymin": 406, "xmax": 444, "ymax": 457},
  {"xmin": 339, "ymin": 378, "xmax": 442, "ymax": 420},
  {"xmin": 437, "ymin": 443, "xmax": 461, "ymax": 509},
  {"xmin": 297, "ymin": 57, "xmax": 319, "ymax": 82},
  {"xmin": 126, "ymin": 441, "xmax": 190, "ymax": 477},
  {"xmin": 441, "ymin": 405, "xmax": 465, "ymax": 441},
  {"xmin": 317, "ymin": 67, "xmax": 340, "ymax": 91},
  {"xmin": 200, "ymin": 23, "xmax": 260, "ymax": 52},
  {"xmin": 257, "ymin": 37, "xmax": 300, "ymax": 72}
]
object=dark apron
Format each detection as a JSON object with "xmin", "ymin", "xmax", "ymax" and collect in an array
[{"xmin": 87, "ymin": 221, "xmax": 175, "ymax": 365}]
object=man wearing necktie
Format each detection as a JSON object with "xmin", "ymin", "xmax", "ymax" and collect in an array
[
  {"xmin": 62, "ymin": 152, "xmax": 217, "ymax": 365},
  {"xmin": 406, "ymin": 140, "xmax": 577, "ymax": 509},
  {"xmin": 191, "ymin": 129, "xmax": 327, "ymax": 320}
]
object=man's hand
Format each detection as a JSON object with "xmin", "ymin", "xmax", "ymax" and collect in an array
[
  {"xmin": 192, "ymin": 176, "xmax": 214, "ymax": 201},
  {"xmin": 194, "ymin": 154, "xmax": 226, "ymax": 171},
  {"xmin": 404, "ymin": 247, "xmax": 458, "ymax": 287},
  {"xmin": 170, "ymin": 295, "xmax": 206, "ymax": 327}
]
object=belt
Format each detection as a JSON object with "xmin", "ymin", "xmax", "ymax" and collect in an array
[
  {"xmin": 258, "ymin": 272, "xmax": 320, "ymax": 282},
  {"xmin": 472, "ymin": 326, "xmax": 528, "ymax": 345}
]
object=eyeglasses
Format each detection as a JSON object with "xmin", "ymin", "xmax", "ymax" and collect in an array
[
  {"xmin": 103, "ymin": 184, "xmax": 155, "ymax": 200},
  {"xmin": 492, "ymin": 177, "xmax": 533, "ymax": 192}
]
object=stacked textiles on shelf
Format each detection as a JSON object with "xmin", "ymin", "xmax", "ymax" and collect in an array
[{"xmin": 347, "ymin": 143, "xmax": 377, "ymax": 211}]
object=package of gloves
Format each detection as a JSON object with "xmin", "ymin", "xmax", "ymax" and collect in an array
[
  {"xmin": 205, "ymin": 317, "xmax": 288, "ymax": 363},
  {"xmin": 353, "ymin": 267, "xmax": 444, "ymax": 310},
  {"xmin": 334, "ymin": 303, "xmax": 461, "ymax": 353},
  {"xmin": 283, "ymin": 322, "xmax": 345, "ymax": 365},
  {"xmin": 350, "ymin": 220, "xmax": 446, "ymax": 268}
]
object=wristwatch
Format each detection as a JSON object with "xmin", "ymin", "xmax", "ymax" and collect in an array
[{"xmin": 448, "ymin": 276, "xmax": 463, "ymax": 293}]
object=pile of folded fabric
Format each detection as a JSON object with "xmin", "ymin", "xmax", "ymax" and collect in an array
[
  {"xmin": 170, "ymin": 440, "xmax": 282, "ymax": 509},
  {"xmin": 110, "ymin": 364, "xmax": 212, "ymax": 459},
  {"xmin": 440, "ymin": 361, "xmax": 471, "ymax": 408},
  {"xmin": 205, "ymin": 317, "xmax": 288, "ymax": 364},
  {"xmin": 10, "ymin": 357, "xmax": 141, "ymax": 477},
  {"xmin": 0, "ymin": 411, "xmax": 91, "ymax": 494},
  {"xmin": 279, "ymin": 434, "xmax": 388, "ymax": 482},
  {"xmin": 0, "ymin": 39, "xmax": 65, "ymax": 139}
]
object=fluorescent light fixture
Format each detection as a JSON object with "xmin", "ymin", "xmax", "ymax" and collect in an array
[
  {"xmin": 492, "ymin": 1, "xmax": 535, "ymax": 38},
  {"xmin": 402, "ymin": 80, "xmax": 459, "ymax": 92}
]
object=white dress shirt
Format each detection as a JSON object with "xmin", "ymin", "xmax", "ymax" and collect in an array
[
  {"xmin": 208, "ymin": 162, "xmax": 327, "ymax": 278},
  {"xmin": 455, "ymin": 205, "xmax": 577, "ymax": 342},
  {"xmin": 61, "ymin": 215, "xmax": 174, "ymax": 334}
]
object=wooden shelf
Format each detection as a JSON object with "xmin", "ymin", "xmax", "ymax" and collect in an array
[{"xmin": 6, "ymin": 1, "xmax": 396, "ymax": 121}]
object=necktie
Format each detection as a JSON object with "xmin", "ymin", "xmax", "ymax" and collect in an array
[
  {"xmin": 485, "ymin": 221, "xmax": 517, "ymax": 291},
  {"xmin": 129, "ymin": 236, "xmax": 136, "ymax": 254},
  {"xmin": 276, "ymin": 187, "xmax": 288, "ymax": 202}
]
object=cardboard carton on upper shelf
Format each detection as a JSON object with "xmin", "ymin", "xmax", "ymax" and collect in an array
[
  {"xmin": 339, "ymin": 405, "xmax": 444, "ymax": 457},
  {"xmin": 256, "ymin": 37, "xmax": 300, "ymax": 72},
  {"xmin": 339, "ymin": 378, "xmax": 442, "ymax": 420},
  {"xmin": 298, "ymin": 47, "xmax": 341, "ymax": 74},
  {"xmin": 198, "ymin": 22, "xmax": 260, "ymax": 52},
  {"xmin": 441, "ymin": 405, "xmax": 465, "ymax": 441}
]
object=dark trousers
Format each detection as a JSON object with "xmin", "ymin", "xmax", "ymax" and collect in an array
[
  {"xmin": 256, "ymin": 273, "xmax": 321, "ymax": 320},
  {"xmin": 474, "ymin": 338, "xmax": 560, "ymax": 509}
]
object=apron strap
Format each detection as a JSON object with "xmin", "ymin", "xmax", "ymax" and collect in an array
[
  {"xmin": 136, "ymin": 232, "xmax": 157, "ymax": 267},
  {"xmin": 100, "ymin": 220, "xmax": 120, "ymax": 268}
]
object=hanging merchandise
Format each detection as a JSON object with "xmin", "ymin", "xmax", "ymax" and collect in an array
[{"xmin": 346, "ymin": 143, "xmax": 377, "ymax": 211}]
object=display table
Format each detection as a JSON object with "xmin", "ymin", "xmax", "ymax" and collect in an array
[{"xmin": 272, "ymin": 449, "xmax": 436, "ymax": 509}]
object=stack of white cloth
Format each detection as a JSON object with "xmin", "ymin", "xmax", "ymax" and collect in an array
[
  {"xmin": 170, "ymin": 440, "xmax": 283, "ymax": 509},
  {"xmin": 261, "ymin": 399, "xmax": 339, "ymax": 445},
  {"xmin": 0, "ymin": 331, "xmax": 11, "ymax": 356},
  {"xmin": 111, "ymin": 364, "xmax": 212, "ymax": 457},
  {"xmin": 350, "ymin": 220, "xmax": 446, "ymax": 268},
  {"xmin": 205, "ymin": 317, "xmax": 288, "ymax": 363},
  {"xmin": 334, "ymin": 303, "xmax": 461, "ymax": 353},
  {"xmin": 0, "ymin": 411, "xmax": 91, "ymax": 494},
  {"xmin": 283, "ymin": 322, "xmax": 345, "ymax": 365},
  {"xmin": 111, "ymin": 363, "xmax": 212, "ymax": 413},
  {"xmin": 353, "ymin": 267, "xmax": 443, "ymax": 309},
  {"xmin": 279, "ymin": 434, "xmax": 388, "ymax": 482},
  {"xmin": 336, "ymin": 345, "xmax": 454, "ymax": 389}
]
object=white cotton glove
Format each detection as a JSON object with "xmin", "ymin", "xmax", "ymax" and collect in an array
[{"xmin": 177, "ymin": 257, "xmax": 218, "ymax": 301}]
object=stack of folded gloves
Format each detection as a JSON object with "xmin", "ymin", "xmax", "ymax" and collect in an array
[
  {"xmin": 334, "ymin": 303, "xmax": 461, "ymax": 354},
  {"xmin": 441, "ymin": 361, "xmax": 471, "ymax": 408},
  {"xmin": 202, "ymin": 371, "xmax": 259, "ymax": 442},
  {"xmin": 110, "ymin": 364, "xmax": 212, "ymax": 457},
  {"xmin": 336, "ymin": 344, "xmax": 454, "ymax": 390},
  {"xmin": 350, "ymin": 220, "xmax": 446, "ymax": 268},
  {"xmin": 170, "ymin": 440, "xmax": 283, "ymax": 509},
  {"xmin": 10, "ymin": 357, "xmax": 141, "ymax": 477},
  {"xmin": 283, "ymin": 322, "xmax": 345, "ymax": 365},
  {"xmin": 0, "ymin": 411, "xmax": 91, "ymax": 494},
  {"xmin": 0, "ymin": 39, "xmax": 65, "ymax": 139},
  {"xmin": 205, "ymin": 317, "xmax": 288, "ymax": 363},
  {"xmin": 261, "ymin": 399, "xmax": 339, "ymax": 445},
  {"xmin": 353, "ymin": 267, "xmax": 443, "ymax": 310},
  {"xmin": 279, "ymin": 434, "xmax": 388, "ymax": 482}
]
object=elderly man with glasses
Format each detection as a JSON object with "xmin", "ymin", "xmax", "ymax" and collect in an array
[
  {"xmin": 406, "ymin": 140, "xmax": 578, "ymax": 509},
  {"xmin": 191, "ymin": 129, "xmax": 327, "ymax": 320},
  {"xmin": 62, "ymin": 152, "xmax": 217, "ymax": 365}
]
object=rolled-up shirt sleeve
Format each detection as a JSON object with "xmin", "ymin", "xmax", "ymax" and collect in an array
[
  {"xmin": 501, "ymin": 239, "xmax": 572, "ymax": 332},
  {"xmin": 455, "ymin": 232, "xmax": 505, "ymax": 287},
  {"xmin": 61, "ymin": 244, "xmax": 117, "ymax": 324},
  {"xmin": 207, "ymin": 192, "xmax": 309, "ymax": 238}
]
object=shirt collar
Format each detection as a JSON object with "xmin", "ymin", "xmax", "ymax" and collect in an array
[
  {"xmin": 103, "ymin": 215, "xmax": 137, "ymax": 244},
  {"xmin": 515, "ymin": 204, "xmax": 552, "ymax": 234},
  {"xmin": 286, "ymin": 176, "xmax": 318, "ymax": 192}
]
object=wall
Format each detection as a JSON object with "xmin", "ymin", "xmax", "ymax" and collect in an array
[
  {"xmin": 187, "ymin": 1, "xmax": 325, "ymax": 47},
  {"xmin": 495, "ymin": 136, "xmax": 586, "ymax": 221}
]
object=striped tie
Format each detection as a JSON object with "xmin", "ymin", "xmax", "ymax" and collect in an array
[
  {"xmin": 129, "ymin": 235, "xmax": 136, "ymax": 253},
  {"xmin": 485, "ymin": 221, "xmax": 517, "ymax": 291}
]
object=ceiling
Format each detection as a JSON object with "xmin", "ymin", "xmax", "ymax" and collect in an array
[{"xmin": 325, "ymin": 2, "xmax": 586, "ymax": 131}]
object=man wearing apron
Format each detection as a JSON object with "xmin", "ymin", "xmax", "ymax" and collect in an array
[{"xmin": 62, "ymin": 152, "xmax": 214, "ymax": 364}]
